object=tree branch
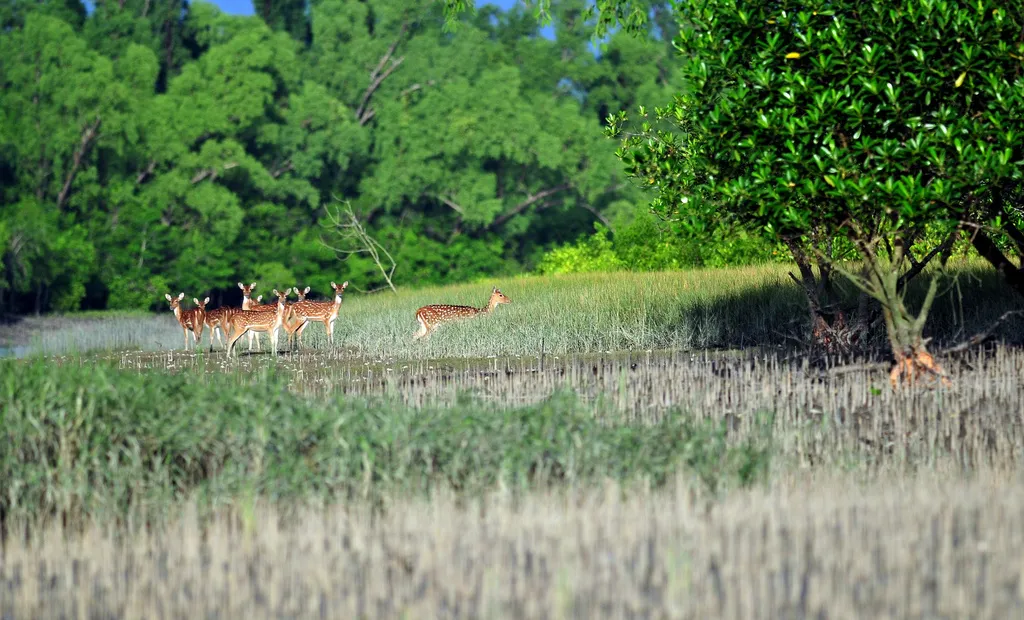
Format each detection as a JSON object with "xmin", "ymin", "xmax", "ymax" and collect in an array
[
  {"xmin": 320, "ymin": 201, "xmax": 399, "ymax": 293},
  {"xmin": 578, "ymin": 202, "xmax": 613, "ymax": 232},
  {"xmin": 400, "ymin": 80, "xmax": 435, "ymax": 98},
  {"xmin": 896, "ymin": 230, "xmax": 956, "ymax": 292},
  {"xmin": 939, "ymin": 309, "xmax": 1024, "ymax": 355},
  {"xmin": 437, "ymin": 195, "xmax": 465, "ymax": 215},
  {"xmin": 136, "ymin": 160, "xmax": 156, "ymax": 185},
  {"xmin": 271, "ymin": 158, "xmax": 294, "ymax": 178},
  {"xmin": 489, "ymin": 184, "xmax": 571, "ymax": 230},
  {"xmin": 57, "ymin": 116, "xmax": 101, "ymax": 210},
  {"xmin": 190, "ymin": 161, "xmax": 238, "ymax": 184},
  {"xmin": 355, "ymin": 23, "xmax": 409, "ymax": 125}
]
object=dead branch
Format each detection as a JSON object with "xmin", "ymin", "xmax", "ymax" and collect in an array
[
  {"xmin": 136, "ymin": 160, "xmax": 156, "ymax": 185},
  {"xmin": 437, "ymin": 195, "xmax": 465, "ymax": 215},
  {"xmin": 355, "ymin": 23, "xmax": 408, "ymax": 125},
  {"xmin": 489, "ymin": 184, "xmax": 571, "ymax": 230},
  {"xmin": 578, "ymin": 202, "xmax": 614, "ymax": 232},
  {"xmin": 400, "ymin": 80, "xmax": 436, "ymax": 98},
  {"xmin": 271, "ymin": 158, "xmax": 294, "ymax": 178},
  {"xmin": 190, "ymin": 161, "xmax": 238, "ymax": 184},
  {"xmin": 57, "ymin": 116, "xmax": 101, "ymax": 210},
  {"xmin": 939, "ymin": 309, "xmax": 1024, "ymax": 355},
  {"xmin": 321, "ymin": 201, "xmax": 399, "ymax": 294}
]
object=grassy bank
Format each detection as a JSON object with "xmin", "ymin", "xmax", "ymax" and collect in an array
[{"xmin": 13, "ymin": 261, "xmax": 1023, "ymax": 359}]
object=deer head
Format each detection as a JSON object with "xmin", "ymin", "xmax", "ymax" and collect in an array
[
  {"xmin": 331, "ymin": 281, "xmax": 349, "ymax": 304},
  {"xmin": 490, "ymin": 287, "xmax": 512, "ymax": 307},
  {"xmin": 165, "ymin": 292, "xmax": 185, "ymax": 309}
]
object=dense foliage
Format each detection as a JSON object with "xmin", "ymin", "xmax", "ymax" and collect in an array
[{"xmin": 0, "ymin": 0, "xmax": 684, "ymax": 313}]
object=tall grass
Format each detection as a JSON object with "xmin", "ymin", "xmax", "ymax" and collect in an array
[
  {"xmin": 4, "ymin": 472, "xmax": 1022, "ymax": 619},
  {"xmin": 6, "ymin": 345, "xmax": 1024, "ymax": 525},
  {"xmin": 0, "ymin": 359, "xmax": 769, "ymax": 526},
  {"xmin": 20, "ymin": 261, "xmax": 1023, "ymax": 359}
]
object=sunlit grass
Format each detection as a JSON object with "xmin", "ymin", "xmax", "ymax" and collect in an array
[{"xmin": 16, "ymin": 260, "xmax": 1020, "ymax": 360}]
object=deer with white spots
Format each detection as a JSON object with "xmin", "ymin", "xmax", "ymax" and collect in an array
[
  {"xmin": 286, "ymin": 281, "xmax": 348, "ymax": 348},
  {"xmin": 413, "ymin": 287, "xmax": 511, "ymax": 340},
  {"xmin": 282, "ymin": 286, "xmax": 311, "ymax": 348},
  {"xmin": 226, "ymin": 288, "xmax": 291, "ymax": 356},
  {"xmin": 237, "ymin": 281, "xmax": 269, "ymax": 352},
  {"xmin": 165, "ymin": 293, "xmax": 208, "ymax": 349}
]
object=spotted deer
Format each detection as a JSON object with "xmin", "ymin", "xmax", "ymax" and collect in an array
[
  {"xmin": 287, "ymin": 281, "xmax": 348, "ymax": 347},
  {"xmin": 226, "ymin": 288, "xmax": 291, "ymax": 356},
  {"xmin": 165, "ymin": 293, "xmax": 208, "ymax": 349},
  {"xmin": 237, "ymin": 281, "xmax": 268, "ymax": 352},
  {"xmin": 413, "ymin": 287, "xmax": 511, "ymax": 340},
  {"xmin": 203, "ymin": 305, "xmax": 238, "ymax": 350}
]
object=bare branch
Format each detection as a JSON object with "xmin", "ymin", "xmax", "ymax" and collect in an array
[
  {"xmin": 57, "ymin": 116, "xmax": 101, "ymax": 210},
  {"xmin": 271, "ymin": 158, "xmax": 294, "ymax": 178},
  {"xmin": 400, "ymin": 80, "xmax": 436, "ymax": 98},
  {"xmin": 355, "ymin": 23, "xmax": 409, "ymax": 125},
  {"xmin": 578, "ymin": 202, "xmax": 613, "ymax": 232},
  {"xmin": 437, "ymin": 195, "xmax": 465, "ymax": 214},
  {"xmin": 489, "ymin": 184, "xmax": 571, "ymax": 230},
  {"xmin": 190, "ymin": 161, "xmax": 238, "ymax": 184},
  {"xmin": 136, "ymin": 160, "xmax": 156, "ymax": 185},
  {"xmin": 939, "ymin": 310, "xmax": 1024, "ymax": 355},
  {"xmin": 358, "ymin": 108, "xmax": 377, "ymax": 126},
  {"xmin": 320, "ymin": 201, "xmax": 399, "ymax": 294}
]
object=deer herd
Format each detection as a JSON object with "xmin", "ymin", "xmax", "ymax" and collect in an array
[{"xmin": 164, "ymin": 283, "xmax": 512, "ymax": 356}]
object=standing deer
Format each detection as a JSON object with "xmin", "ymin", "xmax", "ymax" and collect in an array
[
  {"xmin": 165, "ymin": 293, "xmax": 208, "ymax": 349},
  {"xmin": 204, "ymin": 305, "xmax": 238, "ymax": 350},
  {"xmin": 226, "ymin": 288, "xmax": 291, "ymax": 356},
  {"xmin": 413, "ymin": 287, "xmax": 511, "ymax": 340},
  {"xmin": 282, "ymin": 286, "xmax": 311, "ymax": 348},
  {"xmin": 287, "ymin": 281, "xmax": 348, "ymax": 347},
  {"xmin": 238, "ymin": 281, "xmax": 266, "ymax": 352}
]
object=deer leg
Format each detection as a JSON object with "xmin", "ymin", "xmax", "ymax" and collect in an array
[
  {"xmin": 227, "ymin": 326, "xmax": 247, "ymax": 357},
  {"xmin": 271, "ymin": 328, "xmax": 279, "ymax": 356},
  {"xmin": 327, "ymin": 318, "xmax": 336, "ymax": 345}
]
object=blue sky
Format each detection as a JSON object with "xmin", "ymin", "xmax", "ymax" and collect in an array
[{"xmin": 210, "ymin": 0, "xmax": 520, "ymax": 16}]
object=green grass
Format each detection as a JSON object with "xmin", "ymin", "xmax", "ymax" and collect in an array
[
  {"xmin": 19, "ymin": 261, "xmax": 1023, "ymax": 359},
  {"xmin": 0, "ymin": 358, "xmax": 770, "ymax": 526}
]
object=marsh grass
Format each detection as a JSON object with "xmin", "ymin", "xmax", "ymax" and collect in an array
[
  {"xmin": 5, "ymin": 346, "xmax": 1024, "ymax": 527},
  {"xmin": 0, "ymin": 358, "xmax": 772, "ymax": 526},
  {"xmin": 20, "ymin": 261, "xmax": 1022, "ymax": 359},
  {"xmin": 4, "ymin": 471, "xmax": 1023, "ymax": 619}
]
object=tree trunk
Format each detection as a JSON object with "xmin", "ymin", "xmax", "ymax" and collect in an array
[{"xmin": 971, "ymin": 231, "xmax": 1024, "ymax": 298}]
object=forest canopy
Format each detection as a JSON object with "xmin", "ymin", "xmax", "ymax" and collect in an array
[{"xmin": 1, "ymin": 0, "xmax": 736, "ymax": 313}]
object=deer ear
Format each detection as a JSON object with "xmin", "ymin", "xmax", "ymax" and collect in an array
[
  {"xmin": 193, "ymin": 298, "xmax": 200, "ymax": 306},
  {"xmin": 178, "ymin": 292, "xmax": 184, "ymax": 300},
  {"xmin": 204, "ymin": 297, "xmax": 210, "ymax": 305},
  {"xmin": 331, "ymin": 281, "xmax": 336, "ymax": 288},
  {"xmin": 165, "ymin": 293, "xmax": 172, "ymax": 301},
  {"xmin": 250, "ymin": 282, "xmax": 256, "ymax": 289},
  {"xmin": 341, "ymin": 281, "xmax": 349, "ymax": 289},
  {"xmin": 304, "ymin": 287, "xmax": 310, "ymax": 294},
  {"xmin": 238, "ymin": 282, "xmax": 244, "ymax": 290}
]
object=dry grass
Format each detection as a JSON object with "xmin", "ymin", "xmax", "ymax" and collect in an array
[
  {"xmin": 4, "ymin": 471, "xmax": 1023, "ymax": 619},
  {"xmin": 98, "ymin": 345, "xmax": 1024, "ymax": 473}
]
